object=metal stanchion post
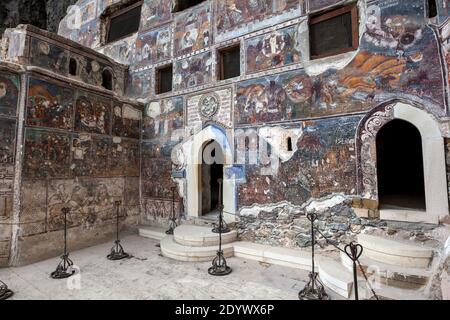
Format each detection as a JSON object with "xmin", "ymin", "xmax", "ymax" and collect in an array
[
  {"xmin": 344, "ymin": 242, "xmax": 363, "ymax": 300},
  {"xmin": 107, "ymin": 200, "xmax": 130, "ymax": 260},
  {"xmin": 212, "ymin": 179, "xmax": 230, "ymax": 234},
  {"xmin": 208, "ymin": 179, "xmax": 232, "ymax": 276},
  {"xmin": 166, "ymin": 187, "xmax": 178, "ymax": 235},
  {"xmin": 51, "ymin": 207, "xmax": 75, "ymax": 279},
  {"xmin": 298, "ymin": 212, "xmax": 329, "ymax": 300}
]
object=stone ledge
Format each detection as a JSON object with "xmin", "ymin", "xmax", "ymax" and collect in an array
[{"xmin": 173, "ymin": 225, "xmax": 237, "ymax": 247}]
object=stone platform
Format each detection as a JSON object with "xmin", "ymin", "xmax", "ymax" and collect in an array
[{"xmin": 139, "ymin": 225, "xmax": 435, "ymax": 300}]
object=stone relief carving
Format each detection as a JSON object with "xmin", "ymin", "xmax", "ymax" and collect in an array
[{"xmin": 199, "ymin": 93, "xmax": 220, "ymax": 119}]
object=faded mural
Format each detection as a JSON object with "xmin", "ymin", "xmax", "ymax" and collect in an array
[
  {"xmin": 173, "ymin": 2, "xmax": 211, "ymax": 56},
  {"xmin": 0, "ymin": 71, "xmax": 19, "ymax": 117},
  {"xmin": 133, "ymin": 25, "xmax": 172, "ymax": 67},
  {"xmin": 245, "ymin": 25, "xmax": 301, "ymax": 73},
  {"xmin": 75, "ymin": 92, "xmax": 112, "ymax": 134},
  {"xmin": 173, "ymin": 51, "xmax": 212, "ymax": 90},
  {"xmin": 27, "ymin": 77, "xmax": 74, "ymax": 130}
]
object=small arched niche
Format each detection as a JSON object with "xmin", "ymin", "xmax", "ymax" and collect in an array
[{"xmin": 102, "ymin": 69, "xmax": 113, "ymax": 90}]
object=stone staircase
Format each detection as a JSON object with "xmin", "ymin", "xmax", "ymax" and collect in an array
[
  {"xmin": 138, "ymin": 225, "xmax": 436, "ymax": 300},
  {"xmin": 159, "ymin": 225, "xmax": 237, "ymax": 262},
  {"xmin": 318, "ymin": 233, "xmax": 435, "ymax": 299}
]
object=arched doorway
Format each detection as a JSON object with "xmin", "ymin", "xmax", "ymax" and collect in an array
[
  {"xmin": 376, "ymin": 119, "xmax": 426, "ymax": 210},
  {"xmin": 201, "ymin": 140, "xmax": 224, "ymax": 215}
]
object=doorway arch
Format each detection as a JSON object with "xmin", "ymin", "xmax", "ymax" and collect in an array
[
  {"xmin": 376, "ymin": 119, "xmax": 426, "ymax": 210},
  {"xmin": 358, "ymin": 102, "xmax": 448, "ymax": 224},
  {"xmin": 183, "ymin": 125, "xmax": 236, "ymax": 221},
  {"xmin": 201, "ymin": 140, "xmax": 224, "ymax": 215}
]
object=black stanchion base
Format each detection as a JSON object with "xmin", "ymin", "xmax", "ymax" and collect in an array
[
  {"xmin": 107, "ymin": 252, "xmax": 130, "ymax": 261},
  {"xmin": 211, "ymin": 227, "xmax": 230, "ymax": 234},
  {"xmin": 0, "ymin": 283, "xmax": 13, "ymax": 300},
  {"xmin": 298, "ymin": 272, "xmax": 330, "ymax": 300},
  {"xmin": 50, "ymin": 254, "xmax": 75, "ymax": 279},
  {"xmin": 50, "ymin": 269, "xmax": 75, "ymax": 279},
  {"xmin": 208, "ymin": 265, "xmax": 232, "ymax": 276},
  {"xmin": 208, "ymin": 250, "xmax": 232, "ymax": 276},
  {"xmin": 165, "ymin": 220, "xmax": 177, "ymax": 235},
  {"xmin": 107, "ymin": 240, "xmax": 130, "ymax": 261}
]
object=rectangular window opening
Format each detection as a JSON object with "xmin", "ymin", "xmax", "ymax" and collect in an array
[
  {"xmin": 156, "ymin": 64, "xmax": 173, "ymax": 94},
  {"xmin": 106, "ymin": 1, "xmax": 142, "ymax": 44},
  {"xmin": 309, "ymin": 4, "xmax": 359, "ymax": 60},
  {"xmin": 218, "ymin": 45, "xmax": 241, "ymax": 81},
  {"xmin": 173, "ymin": 0, "xmax": 206, "ymax": 13}
]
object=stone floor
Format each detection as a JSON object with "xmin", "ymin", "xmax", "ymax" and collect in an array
[{"xmin": 0, "ymin": 235, "xmax": 341, "ymax": 300}]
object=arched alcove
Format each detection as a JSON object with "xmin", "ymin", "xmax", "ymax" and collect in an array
[{"xmin": 358, "ymin": 102, "xmax": 448, "ymax": 224}]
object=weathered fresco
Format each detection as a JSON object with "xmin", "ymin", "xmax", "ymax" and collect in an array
[
  {"xmin": 29, "ymin": 38, "xmax": 69, "ymax": 75},
  {"xmin": 110, "ymin": 137, "xmax": 140, "ymax": 177},
  {"xmin": 245, "ymin": 25, "xmax": 301, "ymax": 73},
  {"xmin": 98, "ymin": 0, "xmax": 121, "ymax": 13},
  {"xmin": 27, "ymin": 77, "xmax": 74, "ymax": 130},
  {"xmin": 173, "ymin": 2, "xmax": 211, "ymax": 56},
  {"xmin": 133, "ymin": 25, "xmax": 171, "ymax": 67},
  {"xmin": 71, "ymin": 133, "xmax": 110, "ymax": 177},
  {"xmin": 75, "ymin": 92, "xmax": 112, "ymax": 134},
  {"xmin": 446, "ymin": 139, "xmax": 450, "ymax": 203},
  {"xmin": 143, "ymin": 96, "xmax": 183, "ymax": 140},
  {"xmin": 23, "ymin": 129, "xmax": 71, "ymax": 179},
  {"xmin": 112, "ymin": 103, "xmax": 141, "ymax": 139},
  {"xmin": 141, "ymin": 145, "xmax": 174, "ymax": 199},
  {"xmin": 173, "ymin": 51, "xmax": 212, "ymax": 90},
  {"xmin": 215, "ymin": 0, "xmax": 300, "ymax": 35},
  {"xmin": 238, "ymin": 116, "xmax": 361, "ymax": 207},
  {"xmin": 140, "ymin": 0, "xmax": 173, "ymax": 31},
  {"xmin": 46, "ymin": 177, "xmax": 123, "ymax": 231},
  {"xmin": 126, "ymin": 69, "xmax": 152, "ymax": 98},
  {"xmin": 0, "ymin": 71, "xmax": 19, "ymax": 117},
  {"xmin": 309, "ymin": 0, "xmax": 343, "ymax": 11},
  {"xmin": 236, "ymin": 70, "xmax": 312, "ymax": 125},
  {"xmin": 0, "ymin": 118, "xmax": 16, "ymax": 183}
]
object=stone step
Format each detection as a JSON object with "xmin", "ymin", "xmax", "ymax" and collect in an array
[
  {"xmin": 317, "ymin": 257, "xmax": 428, "ymax": 300},
  {"xmin": 160, "ymin": 235, "xmax": 234, "ymax": 262},
  {"xmin": 138, "ymin": 226, "xmax": 166, "ymax": 241},
  {"xmin": 317, "ymin": 257, "xmax": 354, "ymax": 298},
  {"xmin": 234, "ymin": 242, "xmax": 311, "ymax": 270},
  {"xmin": 340, "ymin": 251, "xmax": 431, "ymax": 289},
  {"xmin": 173, "ymin": 225, "xmax": 238, "ymax": 247},
  {"xmin": 357, "ymin": 234, "xmax": 434, "ymax": 268}
]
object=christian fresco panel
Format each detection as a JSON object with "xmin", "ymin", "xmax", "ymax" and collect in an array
[
  {"xmin": 27, "ymin": 77, "xmax": 74, "ymax": 130},
  {"xmin": 143, "ymin": 96, "xmax": 183, "ymax": 140},
  {"xmin": 238, "ymin": 116, "xmax": 361, "ymax": 207},
  {"xmin": 245, "ymin": 25, "xmax": 301, "ymax": 73},
  {"xmin": 23, "ymin": 129, "xmax": 71, "ymax": 179},
  {"xmin": 133, "ymin": 26, "xmax": 171, "ymax": 67},
  {"xmin": 75, "ymin": 92, "xmax": 112, "ymax": 134},
  {"xmin": 112, "ymin": 103, "xmax": 141, "ymax": 139},
  {"xmin": 0, "ymin": 71, "xmax": 19, "ymax": 117},
  {"xmin": 173, "ymin": 51, "xmax": 212, "ymax": 91},
  {"xmin": 173, "ymin": 2, "xmax": 211, "ymax": 56},
  {"xmin": 29, "ymin": 38, "xmax": 69, "ymax": 76}
]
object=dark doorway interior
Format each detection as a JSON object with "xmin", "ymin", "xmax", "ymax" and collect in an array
[
  {"xmin": 376, "ymin": 119, "xmax": 426, "ymax": 210},
  {"xmin": 201, "ymin": 141, "xmax": 223, "ymax": 215}
]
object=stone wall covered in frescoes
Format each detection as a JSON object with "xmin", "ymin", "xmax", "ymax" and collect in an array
[
  {"xmin": 141, "ymin": 96, "xmax": 184, "ymax": 227},
  {"xmin": 55, "ymin": 0, "xmax": 450, "ymax": 247},
  {"xmin": 0, "ymin": 23, "xmax": 142, "ymax": 265},
  {"xmin": 0, "ymin": 68, "xmax": 19, "ymax": 265},
  {"xmin": 17, "ymin": 73, "xmax": 142, "ymax": 265},
  {"xmin": 0, "ymin": 0, "xmax": 448, "ymax": 260}
]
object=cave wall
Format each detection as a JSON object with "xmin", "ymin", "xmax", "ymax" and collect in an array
[{"xmin": 0, "ymin": 0, "xmax": 77, "ymax": 36}]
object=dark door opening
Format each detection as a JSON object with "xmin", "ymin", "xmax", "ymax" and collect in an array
[
  {"xmin": 376, "ymin": 119, "xmax": 426, "ymax": 210},
  {"xmin": 201, "ymin": 141, "xmax": 223, "ymax": 215}
]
